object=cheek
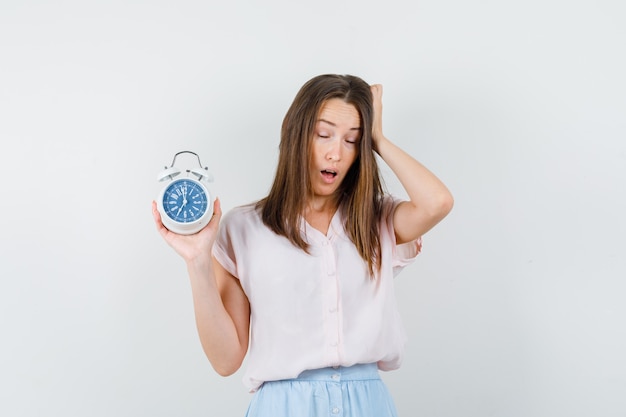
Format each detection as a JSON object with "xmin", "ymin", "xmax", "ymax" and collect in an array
[
  {"xmin": 308, "ymin": 143, "xmax": 319, "ymax": 164},
  {"xmin": 311, "ymin": 148, "xmax": 324, "ymax": 168},
  {"xmin": 346, "ymin": 146, "xmax": 359, "ymax": 165}
]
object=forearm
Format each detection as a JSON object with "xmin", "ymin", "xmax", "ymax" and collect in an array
[
  {"xmin": 375, "ymin": 135, "xmax": 453, "ymax": 240},
  {"xmin": 376, "ymin": 136, "xmax": 452, "ymax": 209},
  {"xmin": 186, "ymin": 257, "xmax": 247, "ymax": 376}
]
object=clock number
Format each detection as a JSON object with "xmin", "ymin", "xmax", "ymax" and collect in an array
[{"xmin": 163, "ymin": 179, "xmax": 209, "ymax": 224}]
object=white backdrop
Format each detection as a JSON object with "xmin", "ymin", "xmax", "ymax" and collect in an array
[{"xmin": 1, "ymin": 0, "xmax": 625, "ymax": 416}]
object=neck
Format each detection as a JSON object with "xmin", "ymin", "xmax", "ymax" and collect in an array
[
  {"xmin": 304, "ymin": 196, "xmax": 339, "ymax": 235},
  {"xmin": 306, "ymin": 195, "xmax": 339, "ymax": 216}
]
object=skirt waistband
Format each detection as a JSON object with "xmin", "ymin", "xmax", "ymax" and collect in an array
[{"xmin": 290, "ymin": 363, "xmax": 380, "ymax": 382}]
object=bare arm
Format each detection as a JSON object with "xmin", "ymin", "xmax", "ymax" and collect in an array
[
  {"xmin": 370, "ymin": 84, "xmax": 454, "ymax": 244},
  {"xmin": 152, "ymin": 200, "xmax": 249, "ymax": 376}
]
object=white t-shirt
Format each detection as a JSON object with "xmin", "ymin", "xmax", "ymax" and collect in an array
[{"xmin": 212, "ymin": 196, "xmax": 421, "ymax": 392}]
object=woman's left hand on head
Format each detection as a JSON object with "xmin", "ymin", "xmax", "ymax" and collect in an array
[{"xmin": 370, "ymin": 84, "xmax": 384, "ymax": 150}]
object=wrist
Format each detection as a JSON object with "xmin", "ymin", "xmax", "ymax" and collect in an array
[
  {"xmin": 186, "ymin": 253, "xmax": 213, "ymax": 271},
  {"xmin": 372, "ymin": 134, "xmax": 389, "ymax": 154}
]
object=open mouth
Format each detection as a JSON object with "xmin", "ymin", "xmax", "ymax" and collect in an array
[{"xmin": 321, "ymin": 169, "xmax": 337, "ymax": 179}]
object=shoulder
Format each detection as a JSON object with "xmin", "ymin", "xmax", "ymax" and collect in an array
[
  {"xmin": 379, "ymin": 194, "xmax": 423, "ymax": 264},
  {"xmin": 221, "ymin": 203, "xmax": 262, "ymax": 229},
  {"xmin": 380, "ymin": 194, "xmax": 401, "ymax": 222},
  {"xmin": 214, "ymin": 203, "xmax": 264, "ymax": 275}
]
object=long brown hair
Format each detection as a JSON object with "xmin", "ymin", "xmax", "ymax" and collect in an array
[{"xmin": 257, "ymin": 74, "xmax": 384, "ymax": 276}]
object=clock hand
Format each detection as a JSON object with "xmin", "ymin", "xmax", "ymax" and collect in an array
[
  {"xmin": 174, "ymin": 186, "xmax": 188, "ymax": 216},
  {"xmin": 177, "ymin": 185, "xmax": 189, "ymax": 216}
]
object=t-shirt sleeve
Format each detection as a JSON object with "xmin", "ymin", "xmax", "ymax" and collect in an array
[
  {"xmin": 382, "ymin": 196, "xmax": 423, "ymax": 276},
  {"xmin": 211, "ymin": 210, "xmax": 240, "ymax": 279}
]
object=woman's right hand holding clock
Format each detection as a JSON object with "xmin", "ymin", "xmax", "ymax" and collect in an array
[
  {"xmin": 153, "ymin": 197, "xmax": 249, "ymax": 375},
  {"xmin": 152, "ymin": 198, "xmax": 222, "ymax": 263}
]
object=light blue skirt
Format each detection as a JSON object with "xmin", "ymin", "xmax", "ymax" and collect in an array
[{"xmin": 244, "ymin": 363, "xmax": 399, "ymax": 417}]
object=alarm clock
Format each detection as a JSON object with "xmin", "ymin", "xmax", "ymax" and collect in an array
[{"xmin": 156, "ymin": 151, "xmax": 214, "ymax": 235}]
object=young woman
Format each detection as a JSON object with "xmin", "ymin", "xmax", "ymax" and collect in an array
[{"xmin": 152, "ymin": 74, "xmax": 453, "ymax": 416}]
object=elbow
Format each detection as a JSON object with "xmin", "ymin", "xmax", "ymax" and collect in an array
[
  {"xmin": 214, "ymin": 366, "xmax": 237, "ymax": 377},
  {"xmin": 201, "ymin": 336, "xmax": 248, "ymax": 377},
  {"xmin": 440, "ymin": 191, "xmax": 454, "ymax": 217},
  {"xmin": 204, "ymin": 349, "xmax": 246, "ymax": 377},
  {"xmin": 428, "ymin": 190, "xmax": 453, "ymax": 221},
  {"xmin": 212, "ymin": 360, "xmax": 242, "ymax": 377},
  {"xmin": 208, "ymin": 347, "xmax": 246, "ymax": 377}
]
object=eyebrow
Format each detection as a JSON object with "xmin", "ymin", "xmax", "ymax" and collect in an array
[{"xmin": 317, "ymin": 119, "xmax": 361, "ymax": 131}]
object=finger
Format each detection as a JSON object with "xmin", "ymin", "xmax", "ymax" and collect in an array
[
  {"xmin": 152, "ymin": 201, "xmax": 171, "ymax": 237},
  {"xmin": 209, "ymin": 197, "xmax": 222, "ymax": 226},
  {"xmin": 152, "ymin": 200, "xmax": 161, "ymax": 224},
  {"xmin": 370, "ymin": 84, "xmax": 383, "ymax": 98},
  {"xmin": 213, "ymin": 197, "xmax": 222, "ymax": 218}
]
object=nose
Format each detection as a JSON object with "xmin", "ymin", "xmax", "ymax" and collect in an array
[{"xmin": 325, "ymin": 141, "xmax": 341, "ymax": 161}]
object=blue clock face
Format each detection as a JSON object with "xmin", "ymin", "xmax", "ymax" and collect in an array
[{"xmin": 162, "ymin": 179, "xmax": 209, "ymax": 223}]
